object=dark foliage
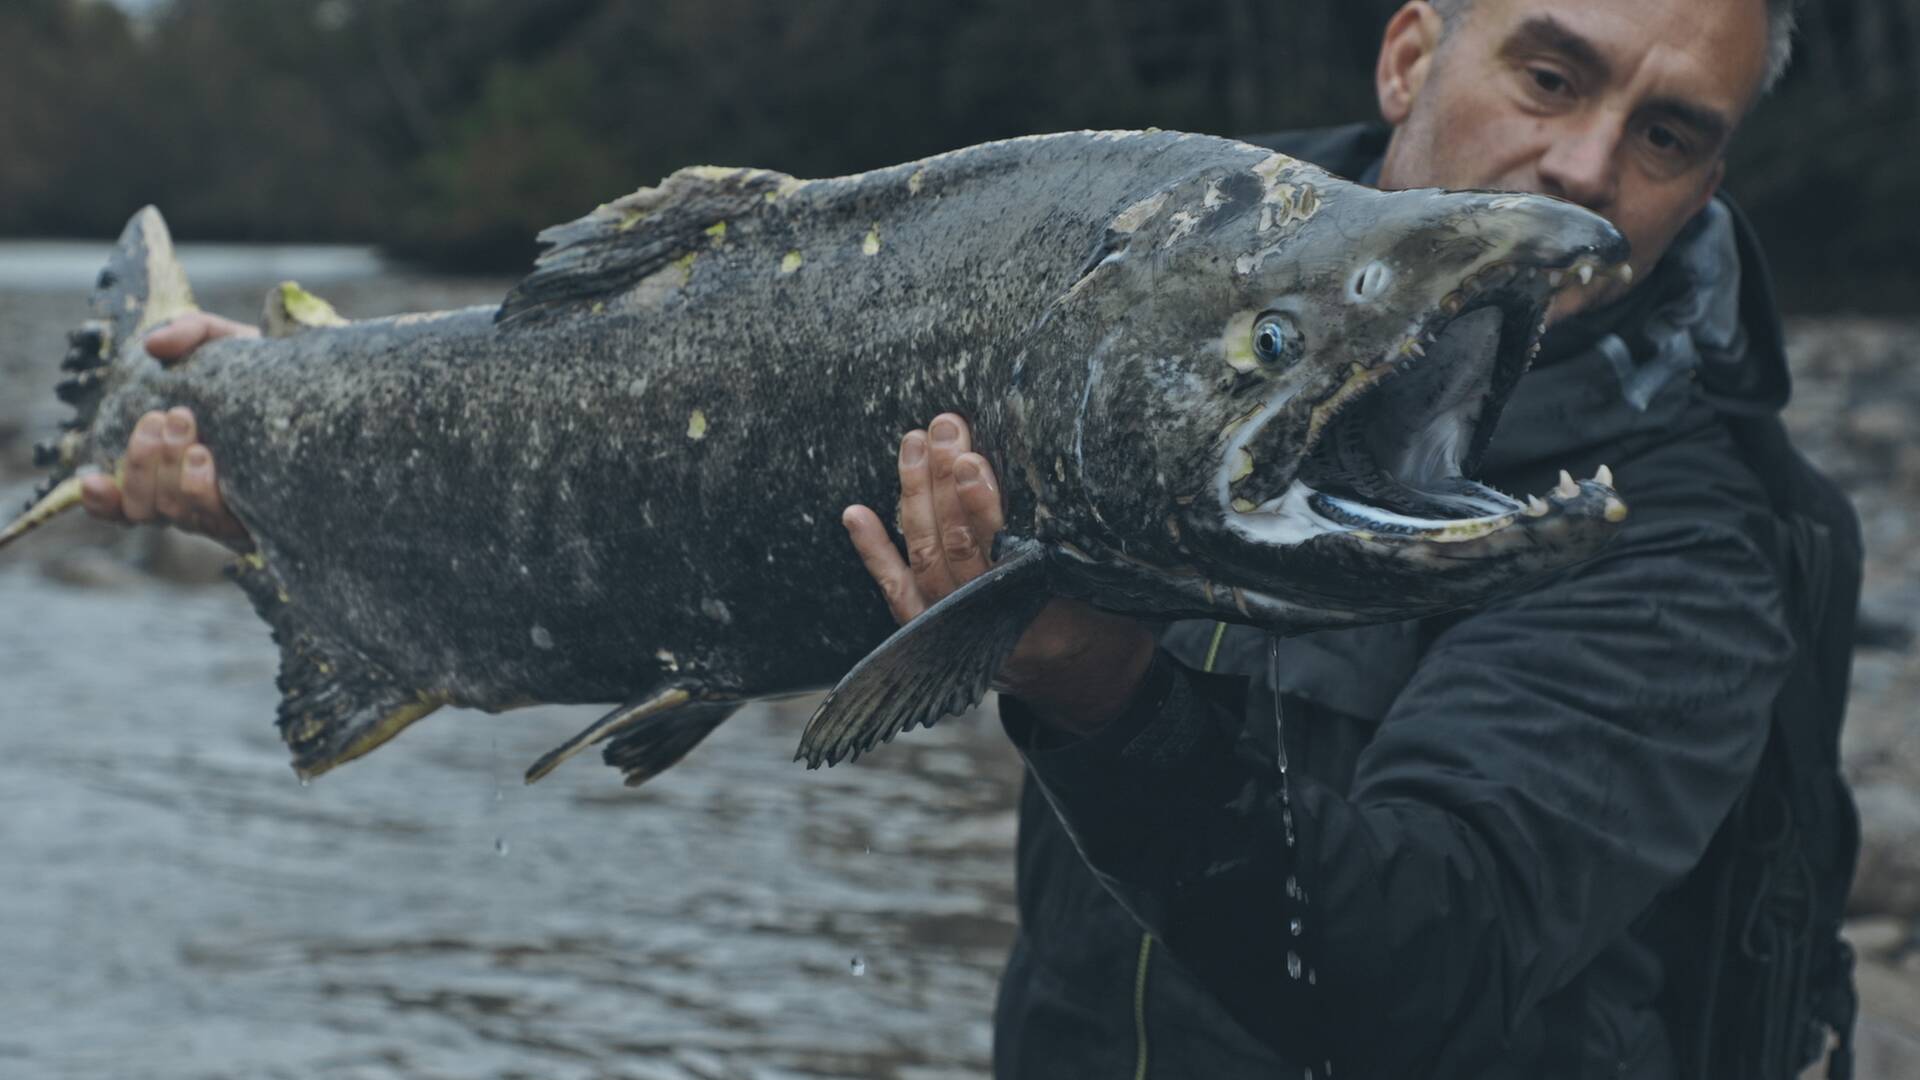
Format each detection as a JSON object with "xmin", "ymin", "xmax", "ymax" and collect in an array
[{"xmin": 1, "ymin": 0, "xmax": 1912, "ymax": 309}]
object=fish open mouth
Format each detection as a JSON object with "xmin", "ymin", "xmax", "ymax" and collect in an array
[{"xmin": 1230, "ymin": 250, "xmax": 1630, "ymax": 544}]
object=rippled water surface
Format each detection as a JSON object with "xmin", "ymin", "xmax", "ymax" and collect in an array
[{"xmin": 0, "ymin": 245, "xmax": 1024, "ymax": 1079}]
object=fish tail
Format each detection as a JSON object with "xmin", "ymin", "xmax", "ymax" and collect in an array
[{"xmin": 3, "ymin": 207, "xmax": 200, "ymax": 552}]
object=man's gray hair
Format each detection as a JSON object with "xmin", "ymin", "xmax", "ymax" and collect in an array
[{"xmin": 1427, "ymin": 0, "xmax": 1799, "ymax": 94}]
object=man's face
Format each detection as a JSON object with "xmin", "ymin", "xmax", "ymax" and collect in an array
[{"xmin": 1374, "ymin": 0, "xmax": 1770, "ymax": 316}]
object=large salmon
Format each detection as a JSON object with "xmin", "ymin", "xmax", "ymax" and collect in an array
[{"xmin": 2, "ymin": 131, "xmax": 1630, "ymax": 785}]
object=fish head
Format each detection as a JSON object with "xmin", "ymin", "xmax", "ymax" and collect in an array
[{"xmin": 1062, "ymin": 152, "xmax": 1633, "ymax": 629}]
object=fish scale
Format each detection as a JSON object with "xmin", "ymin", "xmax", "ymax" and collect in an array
[{"xmin": 3, "ymin": 130, "xmax": 1632, "ymax": 785}]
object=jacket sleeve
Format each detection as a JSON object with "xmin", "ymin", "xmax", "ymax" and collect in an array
[{"xmin": 1000, "ymin": 419, "xmax": 1795, "ymax": 1074}]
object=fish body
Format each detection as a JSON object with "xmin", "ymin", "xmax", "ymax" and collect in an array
[{"xmin": 8, "ymin": 131, "xmax": 1630, "ymax": 783}]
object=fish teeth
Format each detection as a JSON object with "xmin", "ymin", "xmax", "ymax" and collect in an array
[
  {"xmin": 1594, "ymin": 463, "xmax": 1614, "ymax": 487},
  {"xmin": 1616, "ymin": 263, "xmax": 1634, "ymax": 284},
  {"xmin": 1577, "ymin": 263, "xmax": 1594, "ymax": 285},
  {"xmin": 1548, "ymin": 270, "xmax": 1565, "ymax": 287},
  {"xmin": 1556, "ymin": 469, "xmax": 1578, "ymax": 498},
  {"xmin": 1526, "ymin": 494, "xmax": 1550, "ymax": 517},
  {"xmin": 1406, "ymin": 339, "xmax": 1426, "ymax": 358}
]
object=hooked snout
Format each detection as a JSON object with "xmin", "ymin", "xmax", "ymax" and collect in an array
[{"xmin": 1330, "ymin": 189, "xmax": 1629, "ymax": 316}]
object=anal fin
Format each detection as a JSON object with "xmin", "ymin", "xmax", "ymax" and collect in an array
[
  {"xmin": 228, "ymin": 553, "xmax": 446, "ymax": 780},
  {"xmin": 0, "ymin": 476, "xmax": 85, "ymax": 552},
  {"xmin": 797, "ymin": 539, "xmax": 1051, "ymax": 767}
]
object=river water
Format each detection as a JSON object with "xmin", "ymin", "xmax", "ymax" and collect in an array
[{"xmin": 0, "ymin": 243, "xmax": 1024, "ymax": 1079}]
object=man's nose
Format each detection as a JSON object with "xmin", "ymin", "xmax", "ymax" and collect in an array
[{"xmin": 1536, "ymin": 116, "xmax": 1621, "ymax": 212}]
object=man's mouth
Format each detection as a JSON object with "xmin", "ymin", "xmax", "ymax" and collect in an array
[{"xmin": 1226, "ymin": 248, "xmax": 1631, "ymax": 544}]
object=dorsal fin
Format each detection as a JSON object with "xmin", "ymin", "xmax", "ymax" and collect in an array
[
  {"xmin": 263, "ymin": 281, "xmax": 350, "ymax": 338},
  {"xmin": 496, "ymin": 165, "xmax": 806, "ymax": 327}
]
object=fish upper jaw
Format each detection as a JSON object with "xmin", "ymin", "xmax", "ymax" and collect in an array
[{"xmin": 1203, "ymin": 188, "xmax": 1631, "ymax": 572}]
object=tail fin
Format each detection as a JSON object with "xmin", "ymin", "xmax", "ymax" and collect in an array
[{"xmin": 0, "ymin": 207, "xmax": 199, "ymax": 552}]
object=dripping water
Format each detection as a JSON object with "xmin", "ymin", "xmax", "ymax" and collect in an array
[{"xmin": 1270, "ymin": 637, "xmax": 1294, "ymax": 848}]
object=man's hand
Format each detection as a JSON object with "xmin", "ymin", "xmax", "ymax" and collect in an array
[
  {"xmin": 842, "ymin": 413, "xmax": 1157, "ymax": 736},
  {"xmin": 77, "ymin": 312, "xmax": 256, "ymax": 552}
]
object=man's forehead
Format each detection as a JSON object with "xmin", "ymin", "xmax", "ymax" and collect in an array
[{"xmin": 1465, "ymin": 0, "xmax": 1771, "ymax": 119}]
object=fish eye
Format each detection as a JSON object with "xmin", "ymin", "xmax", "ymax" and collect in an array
[{"xmin": 1252, "ymin": 313, "xmax": 1301, "ymax": 367}]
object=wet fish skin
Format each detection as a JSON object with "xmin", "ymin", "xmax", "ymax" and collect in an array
[{"xmin": 7, "ymin": 130, "xmax": 1629, "ymax": 781}]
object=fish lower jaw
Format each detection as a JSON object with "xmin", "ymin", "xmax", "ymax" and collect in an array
[{"xmin": 1225, "ymin": 465, "xmax": 1624, "ymax": 546}]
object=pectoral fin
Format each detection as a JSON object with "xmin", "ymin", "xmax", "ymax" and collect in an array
[{"xmin": 797, "ymin": 539, "xmax": 1050, "ymax": 767}]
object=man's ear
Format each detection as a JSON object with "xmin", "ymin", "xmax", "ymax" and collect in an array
[{"xmin": 1376, "ymin": 2, "xmax": 1447, "ymax": 126}]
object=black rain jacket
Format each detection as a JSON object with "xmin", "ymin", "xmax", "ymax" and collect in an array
[{"xmin": 992, "ymin": 124, "xmax": 1801, "ymax": 1079}]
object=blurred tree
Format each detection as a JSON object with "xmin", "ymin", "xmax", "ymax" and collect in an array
[
  {"xmin": 1725, "ymin": 0, "xmax": 1920, "ymax": 309},
  {"xmin": 0, "ymin": 0, "xmax": 1911, "ymax": 308}
]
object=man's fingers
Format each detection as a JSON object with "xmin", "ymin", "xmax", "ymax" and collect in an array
[
  {"xmin": 150, "ymin": 408, "xmax": 195, "ymax": 521},
  {"xmin": 178, "ymin": 446, "xmax": 219, "ymax": 528},
  {"xmin": 843, "ymin": 504, "xmax": 925, "ymax": 625},
  {"xmin": 896, "ymin": 429, "xmax": 957, "ymax": 600},
  {"xmin": 954, "ymin": 452, "xmax": 1006, "ymax": 557},
  {"xmin": 118, "ymin": 412, "xmax": 166, "ymax": 522},
  {"xmin": 926, "ymin": 413, "xmax": 991, "ymax": 582},
  {"xmin": 79, "ymin": 472, "xmax": 127, "ymax": 523},
  {"xmin": 177, "ymin": 445, "xmax": 250, "ymax": 550},
  {"xmin": 144, "ymin": 311, "xmax": 259, "ymax": 366}
]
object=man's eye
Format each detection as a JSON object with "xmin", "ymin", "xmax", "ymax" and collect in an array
[
  {"xmin": 1529, "ymin": 67, "xmax": 1571, "ymax": 96},
  {"xmin": 1647, "ymin": 125, "xmax": 1685, "ymax": 154}
]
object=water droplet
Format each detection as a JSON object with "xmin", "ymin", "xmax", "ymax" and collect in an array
[
  {"xmin": 1308, "ymin": 968, "xmax": 1318, "ymax": 986},
  {"xmin": 1286, "ymin": 951, "xmax": 1302, "ymax": 979},
  {"xmin": 1325, "ymin": 1059, "xmax": 1334, "ymax": 1075},
  {"xmin": 849, "ymin": 955, "xmax": 867, "ymax": 976},
  {"xmin": 864, "ymin": 845, "xmax": 871, "ymax": 855},
  {"xmin": 1305, "ymin": 1069, "xmax": 1315, "ymax": 1080},
  {"xmin": 1269, "ymin": 637, "xmax": 1291, "ymax": 775},
  {"xmin": 1289, "ymin": 917, "xmax": 1303, "ymax": 937},
  {"xmin": 299, "ymin": 777, "xmax": 311, "ymax": 788},
  {"xmin": 493, "ymin": 836, "xmax": 510, "ymax": 857},
  {"xmin": 1285, "ymin": 875, "xmax": 1299, "ymax": 899},
  {"xmin": 530, "ymin": 624, "xmax": 554, "ymax": 650}
]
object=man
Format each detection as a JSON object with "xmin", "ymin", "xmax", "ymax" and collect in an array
[
  {"xmin": 848, "ymin": 2, "xmax": 1823, "ymax": 1077},
  {"xmin": 91, "ymin": 0, "xmax": 1827, "ymax": 1076}
]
